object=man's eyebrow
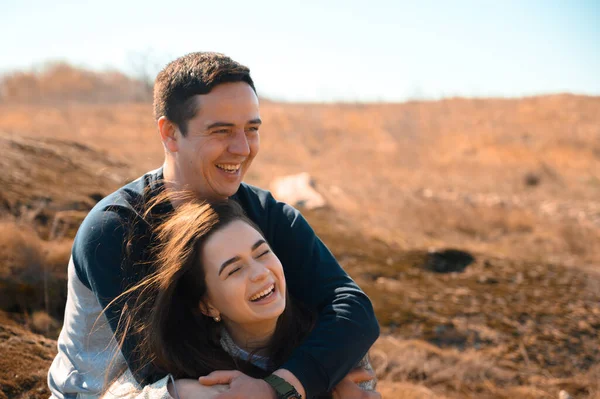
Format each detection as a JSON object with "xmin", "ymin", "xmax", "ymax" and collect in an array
[
  {"xmin": 205, "ymin": 119, "xmax": 261, "ymax": 130},
  {"xmin": 218, "ymin": 256, "xmax": 240, "ymax": 276},
  {"xmin": 206, "ymin": 122, "xmax": 235, "ymax": 130}
]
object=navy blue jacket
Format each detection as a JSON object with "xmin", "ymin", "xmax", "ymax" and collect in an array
[{"xmin": 64, "ymin": 168, "xmax": 379, "ymax": 398}]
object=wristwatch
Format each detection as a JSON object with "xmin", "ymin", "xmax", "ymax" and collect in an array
[{"xmin": 263, "ymin": 374, "xmax": 302, "ymax": 399}]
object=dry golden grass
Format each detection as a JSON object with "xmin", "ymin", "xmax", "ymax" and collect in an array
[
  {"xmin": 0, "ymin": 220, "xmax": 70, "ymax": 320},
  {"xmin": 293, "ymin": 206, "xmax": 600, "ymax": 398},
  {"xmin": 1, "ymin": 95, "xmax": 598, "ymax": 267},
  {"xmin": 28, "ymin": 310, "xmax": 58, "ymax": 335},
  {"xmin": 370, "ymin": 336, "xmax": 600, "ymax": 398},
  {"xmin": 1, "ymin": 65, "xmax": 599, "ymax": 398},
  {"xmin": 1, "ymin": 62, "xmax": 151, "ymax": 104},
  {"xmin": 0, "ymin": 220, "xmax": 71, "ymax": 276},
  {"xmin": 377, "ymin": 381, "xmax": 445, "ymax": 399},
  {"xmin": 0, "ymin": 220, "xmax": 46, "ymax": 280}
]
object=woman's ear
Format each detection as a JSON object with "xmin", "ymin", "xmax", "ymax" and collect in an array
[{"xmin": 198, "ymin": 300, "xmax": 220, "ymax": 319}]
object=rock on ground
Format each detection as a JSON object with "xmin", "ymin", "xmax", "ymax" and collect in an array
[{"xmin": 270, "ymin": 173, "xmax": 326, "ymax": 210}]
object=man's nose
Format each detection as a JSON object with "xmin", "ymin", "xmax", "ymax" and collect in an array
[
  {"xmin": 249, "ymin": 262, "xmax": 269, "ymax": 282},
  {"xmin": 228, "ymin": 129, "xmax": 250, "ymax": 156}
]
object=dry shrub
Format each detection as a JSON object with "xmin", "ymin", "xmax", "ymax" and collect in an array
[
  {"xmin": 544, "ymin": 363, "xmax": 600, "ymax": 399},
  {"xmin": 0, "ymin": 220, "xmax": 69, "ymax": 317},
  {"xmin": 494, "ymin": 386, "xmax": 555, "ymax": 399},
  {"xmin": 376, "ymin": 381, "xmax": 554, "ymax": 399},
  {"xmin": 559, "ymin": 222, "xmax": 600, "ymax": 259},
  {"xmin": 372, "ymin": 336, "xmax": 600, "ymax": 398},
  {"xmin": 0, "ymin": 220, "xmax": 45, "ymax": 281},
  {"xmin": 371, "ymin": 336, "xmax": 516, "ymax": 391},
  {"xmin": 409, "ymin": 199, "xmax": 535, "ymax": 244},
  {"xmin": 377, "ymin": 381, "xmax": 445, "ymax": 399},
  {"xmin": 28, "ymin": 310, "xmax": 57, "ymax": 334},
  {"xmin": 44, "ymin": 238, "xmax": 72, "ymax": 276},
  {"xmin": 0, "ymin": 62, "xmax": 151, "ymax": 104},
  {"xmin": 588, "ymin": 365, "xmax": 600, "ymax": 398},
  {"xmin": 450, "ymin": 205, "xmax": 535, "ymax": 240}
]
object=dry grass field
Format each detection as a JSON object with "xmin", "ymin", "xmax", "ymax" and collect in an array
[{"xmin": 0, "ymin": 66, "xmax": 599, "ymax": 398}]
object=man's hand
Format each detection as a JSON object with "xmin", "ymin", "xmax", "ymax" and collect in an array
[
  {"xmin": 167, "ymin": 378, "xmax": 228, "ymax": 399},
  {"xmin": 332, "ymin": 367, "xmax": 381, "ymax": 399},
  {"xmin": 199, "ymin": 370, "xmax": 276, "ymax": 399}
]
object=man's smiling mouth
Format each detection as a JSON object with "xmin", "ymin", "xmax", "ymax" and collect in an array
[{"xmin": 216, "ymin": 164, "xmax": 241, "ymax": 174}]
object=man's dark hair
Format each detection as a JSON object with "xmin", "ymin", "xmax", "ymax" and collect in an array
[{"xmin": 153, "ymin": 52, "xmax": 256, "ymax": 135}]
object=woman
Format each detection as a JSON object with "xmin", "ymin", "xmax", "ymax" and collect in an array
[{"xmin": 103, "ymin": 194, "xmax": 375, "ymax": 399}]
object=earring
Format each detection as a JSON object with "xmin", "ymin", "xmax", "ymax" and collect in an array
[{"xmin": 213, "ymin": 315, "xmax": 221, "ymax": 322}]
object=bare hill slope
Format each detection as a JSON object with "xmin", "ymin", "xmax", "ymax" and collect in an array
[
  {"xmin": 0, "ymin": 95, "xmax": 599, "ymax": 398},
  {"xmin": 1, "ymin": 95, "xmax": 598, "ymax": 264}
]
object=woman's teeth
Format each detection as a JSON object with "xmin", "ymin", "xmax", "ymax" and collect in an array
[
  {"xmin": 216, "ymin": 164, "xmax": 241, "ymax": 173},
  {"xmin": 249, "ymin": 285, "xmax": 275, "ymax": 302}
]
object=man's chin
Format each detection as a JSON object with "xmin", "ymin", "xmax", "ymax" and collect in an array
[
  {"xmin": 204, "ymin": 176, "xmax": 244, "ymax": 199},
  {"xmin": 193, "ymin": 187, "xmax": 238, "ymax": 201},
  {"xmin": 218, "ymin": 184, "xmax": 242, "ymax": 199}
]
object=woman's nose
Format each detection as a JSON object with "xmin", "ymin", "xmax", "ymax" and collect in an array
[{"xmin": 249, "ymin": 263, "xmax": 269, "ymax": 282}]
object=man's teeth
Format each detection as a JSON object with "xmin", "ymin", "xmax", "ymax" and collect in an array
[
  {"xmin": 249, "ymin": 285, "xmax": 275, "ymax": 301},
  {"xmin": 216, "ymin": 164, "xmax": 241, "ymax": 172}
]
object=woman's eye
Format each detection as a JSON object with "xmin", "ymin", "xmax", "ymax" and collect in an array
[
  {"xmin": 227, "ymin": 267, "xmax": 241, "ymax": 276},
  {"xmin": 258, "ymin": 249, "xmax": 271, "ymax": 258}
]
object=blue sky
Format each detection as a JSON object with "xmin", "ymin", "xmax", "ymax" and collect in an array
[{"xmin": 1, "ymin": 0, "xmax": 598, "ymax": 101}]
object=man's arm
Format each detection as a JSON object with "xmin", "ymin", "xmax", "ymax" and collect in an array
[
  {"xmin": 275, "ymin": 206, "xmax": 379, "ymax": 396},
  {"xmin": 73, "ymin": 205, "xmax": 157, "ymax": 382},
  {"xmin": 99, "ymin": 368, "xmax": 228, "ymax": 399},
  {"xmin": 240, "ymin": 188, "xmax": 380, "ymax": 398}
]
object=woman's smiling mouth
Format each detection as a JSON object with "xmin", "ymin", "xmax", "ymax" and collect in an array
[{"xmin": 249, "ymin": 283, "xmax": 276, "ymax": 303}]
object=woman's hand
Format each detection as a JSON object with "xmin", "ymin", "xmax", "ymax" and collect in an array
[
  {"xmin": 168, "ymin": 378, "xmax": 228, "ymax": 399},
  {"xmin": 199, "ymin": 370, "xmax": 277, "ymax": 399}
]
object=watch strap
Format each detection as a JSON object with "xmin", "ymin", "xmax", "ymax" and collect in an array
[{"xmin": 263, "ymin": 374, "xmax": 302, "ymax": 399}]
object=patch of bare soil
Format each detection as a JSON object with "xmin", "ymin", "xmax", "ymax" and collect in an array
[
  {"xmin": 0, "ymin": 311, "xmax": 56, "ymax": 399},
  {"xmin": 0, "ymin": 131, "xmax": 133, "ymax": 238},
  {"xmin": 303, "ymin": 208, "xmax": 600, "ymax": 398}
]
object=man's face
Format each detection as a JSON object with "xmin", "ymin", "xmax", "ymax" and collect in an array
[{"xmin": 174, "ymin": 82, "xmax": 260, "ymax": 199}]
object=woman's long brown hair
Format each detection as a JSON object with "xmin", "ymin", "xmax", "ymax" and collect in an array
[{"xmin": 107, "ymin": 190, "xmax": 315, "ymax": 380}]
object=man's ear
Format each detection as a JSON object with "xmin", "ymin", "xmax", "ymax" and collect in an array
[
  {"xmin": 158, "ymin": 116, "xmax": 179, "ymax": 153},
  {"xmin": 198, "ymin": 300, "xmax": 220, "ymax": 319}
]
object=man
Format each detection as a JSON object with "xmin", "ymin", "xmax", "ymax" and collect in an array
[{"xmin": 48, "ymin": 52, "xmax": 380, "ymax": 399}]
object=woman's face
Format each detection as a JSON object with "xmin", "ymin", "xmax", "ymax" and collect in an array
[{"xmin": 200, "ymin": 220, "xmax": 286, "ymax": 334}]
